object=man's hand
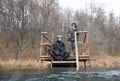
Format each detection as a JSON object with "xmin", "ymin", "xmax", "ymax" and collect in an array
[{"xmin": 68, "ymin": 34, "xmax": 71, "ymax": 38}]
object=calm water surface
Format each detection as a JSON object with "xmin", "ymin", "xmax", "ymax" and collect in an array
[{"xmin": 0, "ymin": 68, "xmax": 120, "ymax": 81}]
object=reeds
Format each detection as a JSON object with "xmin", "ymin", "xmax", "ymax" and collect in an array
[
  {"xmin": 0, "ymin": 54, "xmax": 120, "ymax": 69},
  {"xmin": 91, "ymin": 53, "xmax": 120, "ymax": 68},
  {"xmin": 0, "ymin": 59, "xmax": 51, "ymax": 69}
]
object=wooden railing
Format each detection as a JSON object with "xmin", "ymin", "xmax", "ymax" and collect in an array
[
  {"xmin": 39, "ymin": 32, "xmax": 53, "ymax": 60},
  {"xmin": 74, "ymin": 31, "xmax": 90, "ymax": 70}
]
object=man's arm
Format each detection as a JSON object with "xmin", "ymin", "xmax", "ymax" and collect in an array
[
  {"xmin": 50, "ymin": 43, "xmax": 56, "ymax": 53},
  {"xmin": 60, "ymin": 42, "xmax": 66, "ymax": 55},
  {"xmin": 67, "ymin": 29, "xmax": 72, "ymax": 41}
]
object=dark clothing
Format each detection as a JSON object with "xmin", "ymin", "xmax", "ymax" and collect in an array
[
  {"xmin": 70, "ymin": 40, "xmax": 76, "ymax": 55},
  {"xmin": 67, "ymin": 28, "xmax": 78, "ymax": 42},
  {"xmin": 48, "ymin": 40, "xmax": 70, "ymax": 60},
  {"xmin": 67, "ymin": 28, "xmax": 79, "ymax": 55}
]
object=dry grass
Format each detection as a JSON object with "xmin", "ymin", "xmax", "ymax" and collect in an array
[
  {"xmin": 0, "ymin": 59, "xmax": 51, "ymax": 69},
  {"xmin": 91, "ymin": 53, "xmax": 120, "ymax": 68},
  {"xmin": 0, "ymin": 53, "xmax": 120, "ymax": 69}
]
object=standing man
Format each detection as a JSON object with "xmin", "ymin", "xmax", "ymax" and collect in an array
[
  {"xmin": 67, "ymin": 23, "xmax": 78, "ymax": 55},
  {"xmin": 48, "ymin": 35, "xmax": 70, "ymax": 60}
]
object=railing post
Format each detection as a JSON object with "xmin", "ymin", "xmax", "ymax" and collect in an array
[
  {"xmin": 86, "ymin": 32, "xmax": 89, "ymax": 56},
  {"xmin": 40, "ymin": 33, "xmax": 43, "ymax": 61}
]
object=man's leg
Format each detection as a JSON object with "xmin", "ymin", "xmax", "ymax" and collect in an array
[
  {"xmin": 48, "ymin": 51, "xmax": 57, "ymax": 60},
  {"xmin": 62, "ymin": 52, "xmax": 70, "ymax": 60},
  {"xmin": 70, "ymin": 41, "xmax": 76, "ymax": 55}
]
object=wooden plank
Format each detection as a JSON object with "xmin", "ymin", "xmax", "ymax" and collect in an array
[
  {"xmin": 52, "ymin": 61, "xmax": 76, "ymax": 64},
  {"xmin": 40, "ymin": 56, "xmax": 90, "ymax": 61},
  {"xmin": 86, "ymin": 33, "xmax": 90, "ymax": 56},
  {"xmin": 76, "ymin": 31, "xmax": 88, "ymax": 33},
  {"xmin": 40, "ymin": 33, "xmax": 43, "ymax": 60},
  {"xmin": 43, "ymin": 34, "xmax": 53, "ymax": 43},
  {"xmin": 75, "ymin": 32, "xmax": 80, "ymax": 71},
  {"xmin": 40, "ymin": 55, "xmax": 51, "ymax": 58},
  {"xmin": 40, "ymin": 55, "xmax": 90, "ymax": 59},
  {"xmin": 40, "ymin": 58, "xmax": 52, "ymax": 61},
  {"xmin": 79, "ymin": 54, "xmax": 90, "ymax": 61},
  {"xmin": 79, "ymin": 55, "xmax": 90, "ymax": 58},
  {"xmin": 79, "ymin": 58, "xmax": 91, "ymax": 60}
]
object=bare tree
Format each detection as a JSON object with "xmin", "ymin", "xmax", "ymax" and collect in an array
[
  {"xmin": 61, "ymin": 8, "xmax": 73, "ymax": 36},
  {"xmin": 1, "ymin": 0, "xmax": 120, "ymax": 60},
  {"xmin": 74, "ymin": 11, "xmax": 89, "ymax": 31},
  {"xmin": 107, "ymin": 12, "xmax": 115, "ymax": 54},
  {"xmin": 0, "ymin": 0, "xmax": 39, "ymax": 59},
  {"xmin": 39, "ymin": 0, "xmax": 59, "ymax": 32}
]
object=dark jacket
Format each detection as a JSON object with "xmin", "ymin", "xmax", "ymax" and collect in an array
[
  {"xmin": 50, "ymin": 40, "xmax": 66, "ymax": 56},
  {"xmin": 67, "ymin": 28, "xmax": 78, "ymax": 42}
]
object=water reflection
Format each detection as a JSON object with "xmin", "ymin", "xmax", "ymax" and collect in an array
[{"xmin": 0, "ymin": 68, "xmax": 120, "ymax": 81}]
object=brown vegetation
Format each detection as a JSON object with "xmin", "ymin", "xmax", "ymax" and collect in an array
[
  {"xmin": 0, "ymin": 54, "xmax": 120, "ymax": 69},
  {"xmin": 91, "ymin": 53, "xmax": 120, "ymax": 68},
  {"xmin": 0, "ymin": 0, "xmax": 120, "ymax": 69},
  {"xmin": 0, "ymin": 59, "xmax": 51, "ymax": 69}
]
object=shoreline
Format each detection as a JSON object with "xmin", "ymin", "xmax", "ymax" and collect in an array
[
  {"xmin": 91, "ymin": 53, "xmax": 120, "ymax": 68},
  {"xmin": 0, "ymin": 54, "xmax": 120, "ymax": 70},
  {"xmin": 0, "ymin": 60, "xmax": 51, "ymax": 70}
]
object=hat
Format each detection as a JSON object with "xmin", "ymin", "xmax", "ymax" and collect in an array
[{"xmin": 57, "ymin": 35, "xmax": 62, "ymax": 38}]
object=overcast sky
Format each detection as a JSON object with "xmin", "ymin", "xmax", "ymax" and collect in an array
[{"xmin": 59, "ymin": 0, "xmax": 120, "ymax": 16}]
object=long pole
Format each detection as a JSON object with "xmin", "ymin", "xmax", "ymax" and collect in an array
[{"xmin": 75, "ymin": 32, "xmax": 79, "ymax": 70}]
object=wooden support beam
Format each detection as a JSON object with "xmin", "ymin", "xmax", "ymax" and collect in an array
[
  {"xmin": 52, "ymin": 61, "xmax": 76, "ymax": 64},
  {"xmin": 74, "ymin": 31, "xmax": 90, "ymax": 70},
  {"xmin": 40, "ymin": 33, "xmax": 43, "ymax": 60},
  {"xmin": 76, "ymin": 31, "xmax": 88, "ymax": 33},
  {"xmin": 40, "ymin": 32, "xmax": 53, "ymax": 61},
  {"xmin": 86, "ymin": 32, "xmax": 90, "ymax": 56},
  {"xmin": 75, "ymin": 32, "xmax": 80, "ymax": 71},
  {"xmin": 43, "ymin": 34, "xmax": 53, "ymax": 43},
  {"xmin": 84, "ymin": 60, "xmax": 87, "ymax": 69}
]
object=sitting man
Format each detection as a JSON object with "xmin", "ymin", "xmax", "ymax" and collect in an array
[{"xmin": 48, "ymin": 35, "xmax": 70, "ymax": 60}]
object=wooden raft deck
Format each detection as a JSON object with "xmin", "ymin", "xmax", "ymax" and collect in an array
[
  {"xmin": 40, "ymin": 55, "xmax": 90, "ymax": 61},
  {"xmin": 40, "ymin": 55, "xmax": 91, "ymax": 69}
]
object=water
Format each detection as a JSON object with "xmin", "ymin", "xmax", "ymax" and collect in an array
[{"xmin": 0, "ymin": 68, "xmax": 120, "ymax": 81}]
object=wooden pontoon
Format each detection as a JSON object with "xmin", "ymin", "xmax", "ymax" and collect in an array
[{"xmin": 40, "ymin": 31, "xmax": 91, "ymax": 70}]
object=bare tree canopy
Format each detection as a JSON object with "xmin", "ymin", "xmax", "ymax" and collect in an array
[{"xmin": 0, "ymin": 0, "xmax": 120, "ymax": 60}]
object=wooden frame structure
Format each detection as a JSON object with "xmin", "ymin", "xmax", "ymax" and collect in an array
[
  {"xmin": 39, "ymin": 32, "xmax": 53, "ymax": 61},
  {"xmin": 39, "ymin": 31, "xmax": 90, "ymax": 70}
]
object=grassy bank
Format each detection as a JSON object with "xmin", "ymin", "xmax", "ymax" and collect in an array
[
  {"xmin": 0, "ymin": 54, "xmax": 120, "ymax": 69},
  {"xmin": 0, "ymin": 59, "xmax": 51, "ymax": 69},
  {"xmin": 91, "ymin": 53, "xmax": 120, "ymax": 68}
]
